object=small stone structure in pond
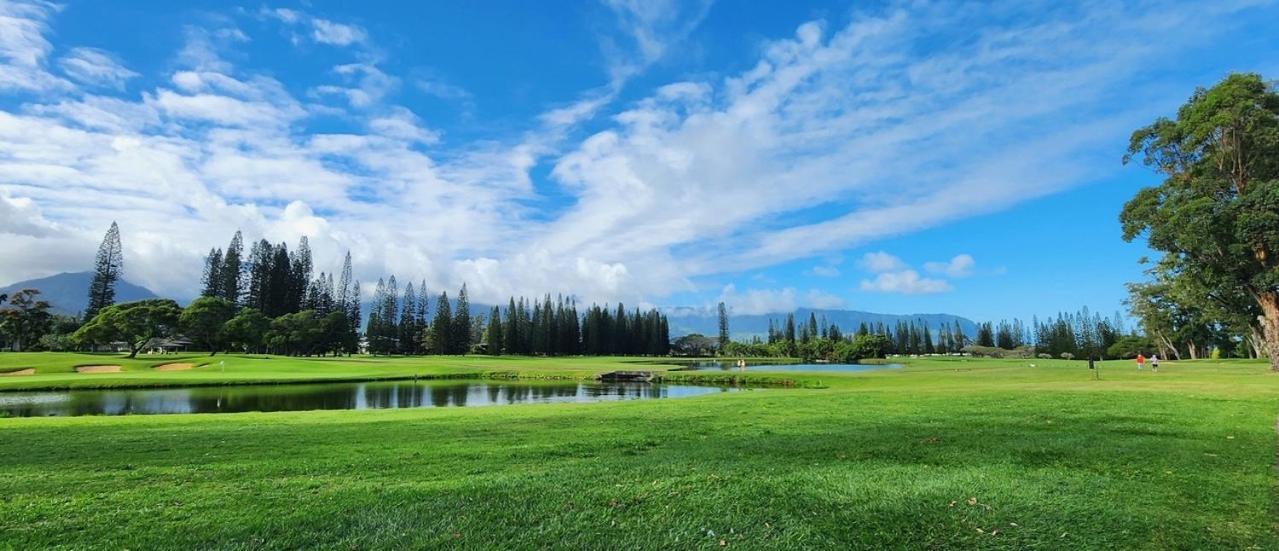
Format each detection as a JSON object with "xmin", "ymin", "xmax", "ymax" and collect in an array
[{"xmin": 596, "ymin": 371, "xmax": 659, "ymax": 382}]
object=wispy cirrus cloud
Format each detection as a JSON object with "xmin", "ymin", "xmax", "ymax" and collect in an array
[
  {"xmin": 57, "ymin": 47, "xmax": 137, "ymax": 89},
  {"xmin": 598, "ymin": 0, "xmax": 714, "ymax": 86},
  {"xmin": 310, "ymin": 18, "xmax": 366, "ymax": 46},
  {"xmin": 261, "ymin": 7, "xmax": 367, "ymax": 47},
  {"xmin": 0, "ymin": 0, "xmax": 69, "ymax": 91}
]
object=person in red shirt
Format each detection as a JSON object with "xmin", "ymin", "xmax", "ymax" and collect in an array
[{"xmin": 1136, "ymin": 354, "xmax": 1146, "ymax": 370}]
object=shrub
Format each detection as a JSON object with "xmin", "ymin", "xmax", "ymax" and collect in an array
[
  {"xmin": 35, "ymin": 333, "xmax": 76, "ymax": 352},
  {"xmin": 1060, "ymin": 352, "xmax": 1075, "ymax": 360},
  {"xmin": 850, "ymin": 334, "xmax": 890, "ymax": 360},
  {"xmin": 1006, "ymin": 346, "xmax": 1037, "ymax": 359},
  {"xmin": 1037, "ymin": 353, "xmax": 1052, "ymax": 359},
  {"xmin": 962, "ymin": 345, "xmax": 1005, "ymax": 358},
  {"xmin": 1106, "ymin": 335, "xmax": 1154, "ymax": 359}
]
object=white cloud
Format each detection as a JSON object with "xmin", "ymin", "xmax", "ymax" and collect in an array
[
  {"xmin": 859, "ymin": 270, "xmax": 951, "ymax": 295},
  {"xmin": 0, "ymin": 193, "xmax": 58, "ymax": 237},
  {"xmin": 147, "ymin": 89, "xmax": 304, "ymax": 127},
  {"xmin": 267, "ymin": 8, "xmax": 300, "ymax": 24},
  {"xmin": 367, "ymin": 107, "xmax": 440, "ymax": 144},
  {"xmin": 261, "ymin": 8, "xmax": 366, "ymax": 48},
  {"xmin": 414, "ymin": 77, "xmax": 470, "ymax": 101},
  {"xmin": 314, "ymin": 63, "xmax": 398, "ymax": 108},
  {"xmin": 804, "ymin": 289, "xmax": 846, "ymax": 309},
  {"xmin": 0, "ymin": 0, "xmax": 56, "ymax": 67},
  {"xmin": 858, "ymin": 252, "xmax": 907, "ymax": 273},
  {"xmin": 311, "ymin": 19, "xmax": 366, "ymax": 46},
  {"xmin": 57, "ymin": 47, "xmax": 138, "ymax": 89},
  {"xmin": 808, "ymin": 265, "xmax": 840, "ymax": 277},
  {"xmin": 599, "ymin": 0, "xmax": 713, "ymax": 86},
  {"xmin": 924, "ymin": 254, "xmax": 975, "ymax": 278},
  {"xmin": 856, "ymin": 252, "xmax": 970, "ymax": 293},
  {"xmin": 716, "ymin": 284, "xmax": 846, "ymax": 315},
  {"xmin": 0, "ymin": 0, "xmax": 70, "ymax": 92}
]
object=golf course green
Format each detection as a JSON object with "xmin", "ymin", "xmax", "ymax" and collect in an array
[{"xmin": 0, "ymin": 354, "xmax": 1276, "ymax": 548}]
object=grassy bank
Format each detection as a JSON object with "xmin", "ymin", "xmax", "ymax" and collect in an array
[{"xmin": 0, "ymin": 356, "xmax": 1276, "ymax": 548}]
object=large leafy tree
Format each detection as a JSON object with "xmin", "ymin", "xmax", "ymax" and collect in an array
[
  {"xmin": 1122, "ymin": 73, "xmax": 1279, "ymax": 370},
  {"xmin": 180, "ymin": 296, "xmax": 236, "ymax": 355},
  {"xmin": 74, "ymin": 299, "xmax": 180, "ymax": 358},
  {"xmin": 223, "ymin": 307, "xmax": 270, "ymax": 354},
  {"xmin": 85, "ymin": 221, "xmax": 123, "ymax": 319},
  {"xmin": 0, "ymin": 289, "xmax": 53, "ymax": 352}
]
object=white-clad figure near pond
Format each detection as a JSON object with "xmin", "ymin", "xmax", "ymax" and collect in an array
[{"xmin": 1150, "ymin": 354, "xmax": 1159, "ymax": 373}]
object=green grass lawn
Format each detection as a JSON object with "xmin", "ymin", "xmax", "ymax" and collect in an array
[{"xmin": 0, "ymin": 354, "xmax": 1276, "ymax": 549}]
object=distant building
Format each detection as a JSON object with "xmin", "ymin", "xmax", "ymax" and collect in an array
[{"xmin": 141, "ymin": 336, "xmax": 193, "ymax": 354}]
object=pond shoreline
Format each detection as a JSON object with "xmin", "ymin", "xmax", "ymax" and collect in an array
[
  {"xmin": 0, "ymin": 367, "xmax": 818, "ymax": 393},
  {"xmin": 0, "ymin": 379, "xmax": 750, "ymax": 417}
]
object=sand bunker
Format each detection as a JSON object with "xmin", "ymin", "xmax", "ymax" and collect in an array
[
  {"xmin": 76, "ymin": 365, "xmax": 122, "ymax": 373},
  {"xmin": 2, "ymin": 368, "xmax": 35, "ymax": 376},
  {"xmin": 154, "ymin": 363, "xmax": 194, "ymax": 371}
]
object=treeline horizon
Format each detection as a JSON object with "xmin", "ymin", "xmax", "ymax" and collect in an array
[
  {"xmin": 364, "ymin": 276, "xmax": 670, "ymax": 356},
  {"xmin": 2, "ymin": 225, "xmax": 1154, "ymax": 362},
  {"xmin": 196, "ymin": 230, "xmax": 672, "ymax": 356},
  {"xmin": 7, "ymin": 228, "xmax": 668, "ymax": 357},
  {"xmin": 696, "ymin": 307, "xmax": 1151, "ymax": 362}
]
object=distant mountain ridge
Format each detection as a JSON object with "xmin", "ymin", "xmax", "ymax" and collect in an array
[
  {"xmin": 663, "ymin": 307, "xmax": 979, "ymax": 339},
  {"xmin": 0, "ymin": 272, "xmax": 158, "ymax": 316}
]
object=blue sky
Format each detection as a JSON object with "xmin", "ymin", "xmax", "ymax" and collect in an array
[{"xmin": 1, "ymin": 0, "xmax": 1277, "ymax": 323}]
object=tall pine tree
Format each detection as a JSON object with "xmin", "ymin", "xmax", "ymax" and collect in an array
[
  {"xmin": 85, "ymin": 221, "xmax": 123, "ymax": 319},
  {"xmin": 452, "ymin": 284, "xmax": 471, "ymax": 354},
  {"xmin": 200, "ymin": 248, "xmax": 224, "ymax": 298},
  {"xmin": 486, "ymin": 305, "xmax": 503, "ymax": 354},
  {"xmin": 398, "ymin": 282, "xmax": 418, "ymax": 354},
  {"xmin": 717, "ymin": 302, "xmax": 730, "ymax": 353},
  {"xmin": 220, "ymin": 231, "xmax": 244, "ymax": 304},
  {"xmin": 431, "ymin": 292, "xmax": 452, "ymax": 354}
]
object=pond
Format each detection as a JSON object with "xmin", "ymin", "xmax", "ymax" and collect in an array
[
  {"xmin": 0, "ymin": 380, "xmax": 739, "ymax": 417},
  {"xmin": 675, "ymin": 361, "xmax": 903, "ymax": 373}
]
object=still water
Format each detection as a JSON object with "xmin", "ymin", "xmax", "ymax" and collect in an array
[
  {"xmin": 677, "ymin": 361, "xmax": 903, "ymax": 373},
  {"xmin": 0, "ymin": 380, "xmax": 738, "ymax": 417}
]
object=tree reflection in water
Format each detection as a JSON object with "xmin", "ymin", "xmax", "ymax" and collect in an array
[{"xmin": 0, "ymin": 380, "xmax": 738, "ymax": 417}]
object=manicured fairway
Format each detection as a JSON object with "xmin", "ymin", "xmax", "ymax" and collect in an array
[{"xmin": 0, "ymin": 355, "xmax": 1276, "ymax": 549}]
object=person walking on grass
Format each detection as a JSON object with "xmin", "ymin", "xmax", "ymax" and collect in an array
[
  {"xmin": 1136, "ymin": 353, "xmax": 1145, "ymax": 370},
  {"xmin": 1150, "ymin": 354, "xmax": 1159, "ymax": 373}
]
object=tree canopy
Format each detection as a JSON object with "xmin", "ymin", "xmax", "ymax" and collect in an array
[
  {"xmin": 179, "ymin": 297, "xmax": 237, "ymax": 355},
  {"xmin": 0, "ymin": 289, "xmax": 52, "ymax": 352},
  {"xmin": 74, "ymin": 299, "xmax": 181, "ymax": 358},
  {"xmin": 1121, "ymin": 72, "xmax": 1279, "ymax": 369}
]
